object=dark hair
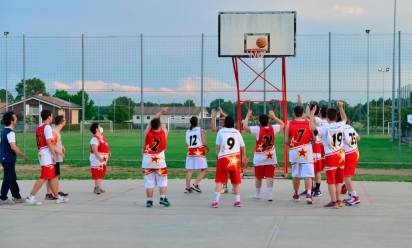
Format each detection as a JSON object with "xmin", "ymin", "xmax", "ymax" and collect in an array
[
  {"xmin": 2, "ymin": 111, "xmax": 15, "ymax": 126},
  {"xmin": 90, "ymin": 122, "xmax": 99, "ymax": 134},
  {"xmin": 151, "ymin": 118, "xmax": 161, "ymax": 130},
  {"xmin": 54, "ymin": 115, "xmax": 65, "ymax": 125},
  {"xmin": 41, "ymin": 110, "xmax": 52, "ymax": 121},
  {"xmin": 189, "ymin": 116, "xmax": 198, "ymax": 130},
  {"xmin": 259, "ymin": 114, "xmax": 269, "ymax": 127},
  {"xmin": 293, "ymin": 106, "xmax": 304, "ymax": 117},
  {"xmin": 327, "ymin": 108, "xmax": 338, "ymax": 121},
  {"xmin": 310, "ymin": 103, "xmax": 320, "ymax": 116},
  {"xmin": 320, "ymin": 107, "xmax": 327, "ymax": 119},
  {"xmin": 224, "ymin": 116, "xmax": 235, "ymax": 128},
  {"xmin": 336, "ymin": 112, "xmax": 342, "ymax": 122}
]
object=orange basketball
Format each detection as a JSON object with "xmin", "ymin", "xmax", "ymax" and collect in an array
[{"xmin": 256, "ymin": 37, "xmax": 267, "ymax": 48}]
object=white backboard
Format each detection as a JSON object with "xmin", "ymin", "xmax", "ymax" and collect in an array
[{"xmin": 218, "ymin": 11, "xmax": 296, "ymax": 57}]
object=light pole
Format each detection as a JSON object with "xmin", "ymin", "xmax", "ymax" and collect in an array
[
  {"xmin": 4, "ymin": 32, "xmax": 9, "ymax": 110},
  {"xmin": 366, "ymin": 29, "xmax": 370, "ymax": 136},
  {"xmin": 391, "ymin": 0, "xmax": 397, "ymax": 141},
  {"xmin": 378, "ymin": 67, "xmax": 390, "ymax": 135}
]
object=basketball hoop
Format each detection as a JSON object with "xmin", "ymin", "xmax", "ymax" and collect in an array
[{"xmin": 245, "ymin": 48, "xmax": 266, "ymax": 59}]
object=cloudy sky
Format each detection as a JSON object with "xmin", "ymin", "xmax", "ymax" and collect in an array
[{"xmin": 0, "ymin": 0, "xmax": 411, "ymax": 106}]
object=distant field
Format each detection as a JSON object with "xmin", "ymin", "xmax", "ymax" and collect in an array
[{"xmin": 14, "ymin": 131, "xmax": 412, "ymax": 168}]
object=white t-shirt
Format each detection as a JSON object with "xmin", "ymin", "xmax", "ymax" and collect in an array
[
  {"xmin": 6, "ymin": 130, "xmax": 16, "ymax": 143},
  {"xmin": 185, "ymin": 127, "xmax": 204, "ymax": 148},
  {"xmin": 343, "ymin": 124, "xmax": 359, "ymax": 153},
  {"xmin": 250, "ymin": 125, "xmax": 281, "ymax": 141},
  {"xmin": 216, "ymin": 128, "xmax": 245, "ymax": 158},
  {"xmin": 317, "ymin": 121, "xmax": 346, "ymax": 155},
  {"xmin": 44, "ymin": 124, "xmax": 53, "ymax": 141},
  {"xmin": 314, "ymin": 117, "xmax": 328, "ymax": 143}
]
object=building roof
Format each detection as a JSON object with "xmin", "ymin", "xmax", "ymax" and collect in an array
[
  {"xmin": 5, "ymin": 95, "xmax": 82, "ymax": 110},
  {"xmin": 134, "ymin": 106, "xmax": 207, "ymax": 115}
]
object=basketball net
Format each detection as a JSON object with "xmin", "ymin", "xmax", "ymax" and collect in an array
[{"xmin": 246, "ymin": 48, "xmax": 266, "ymax": 71}]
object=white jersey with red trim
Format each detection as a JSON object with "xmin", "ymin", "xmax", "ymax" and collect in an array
[
  {"xmin": 343, "ymin": 124, "xmax": 359, "ymax": 154},
  {"xmin": 216, "ymin": 128, "xmax": 245, "ymax": 158},
  {"xmin": 185, "ymin": 127, "xmax": 204, "ymax": 148},
  {"xmin": 317, "ymin": 121, "xmax": 346, "ymax": 156},
  {"xmin": 314, "ymin": 117, "xmax": 328, "ymax": 143},
  {"xmin": 250, "ymin": 125, "xmax": 280, "ymax": 166}
]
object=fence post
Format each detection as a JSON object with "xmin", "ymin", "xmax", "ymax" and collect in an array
[
  {"xmin": 391, "ymin": 0, "xmax": 397, "ymax": 142},
  {"xmin": 263, "ymin": 58, "xmax": 266, "ymax": 113},
  {"xmin": 81, "ymin": 34, "xmax": 85, "ymax": 160},
  {"xmin": 140, "ymin": 33, "xmax": 144, "ymax": 156},
  {"xmin": 22, "ymin": 34, "xmax": 26, "ymax": 154},
  {"xmin": 200, "ymin": 33, "xmax": 204, "ymax": 128},
  {"xmin": 328, "ymin": 32, "xmax": 331, "ymax": 107},
  {"xmin": 397, "ymin": 31, "xmax": 401, "ymax": 161},
  {"xmin": 366, "ymin": 29, "xmax": 370, "ymax": 136}
]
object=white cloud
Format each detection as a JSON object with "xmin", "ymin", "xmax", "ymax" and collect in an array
[
  {"xmin": 334, "ymin": 5, "xmax": 366, "ymax": 17},
  {"xmin": 52, "ymin": 80, "xmax": 140, "ymax": 92}
]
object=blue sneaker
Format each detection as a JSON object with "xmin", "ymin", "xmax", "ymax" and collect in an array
[
  {"xmin": 45, "ymin": 193, "xmax": 57, "ymax": 200},
  {"xmin": 313, "ymin": 189, "xmax": 322, "ymax": 197},
  {"xmin": 299, "ymin": 190, "xmax": 307, "ymax": 196}
]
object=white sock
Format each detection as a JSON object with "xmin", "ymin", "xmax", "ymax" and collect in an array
[
  {"xmin": 28, "ymin": 195, "xmax": 35, "ymax": 200},
  {"xmin": 235, "ymin": 194, "xmax": 240, "ymax": 202},
  {"xmin": 147, "ymin": 197, "xmax": 154, "ymax": 201},
  {"xmin": 255, "ymin": 188, "xmax": 261, "ymax": 197},
  {"xmin": 160, "ymin": 195, "xmax": 166, "ymax": 199},
  {"xmin": 307, "ymin": 189, "xmax": 312, "ymax": 195},
  {"xmin": 213, "ymin": 192, "xmax": 221, "ymax": 202},
  {"xmin": 351, "ymin": 191, "xmax": 357, "ymax": 196},
  {"xmin": 266, "ymin": 187, "xmax": 273, "ymax": 199}
]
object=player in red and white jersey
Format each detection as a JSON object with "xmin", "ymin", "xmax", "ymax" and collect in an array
[
  {"xmin": 243, "ymin": 109, "xmax": 284, "ymax": 201},
  {"xmin": 26, "ymin": 110, "xmax": 68, "ymax": 205},
  {"xmin": 142, "ymin": 108, "xmax": 170, "ymax": 208},
  {"xmin": 341, "ymin": 119, "xmax": 361, "ymax": 206},
  {"xmin": 285, "ymin": 103, "xmax": 316, "ymax": 204},
  {"xmin": 212, "ymin": 116, "xmax": 247, "ymax": 208},
  {"xmin": 184, "ymin": 116, "xmax": 209, "ymax": 194},
  {"xmin": 317, "ymin": 101, "xmax": 347, "ymax": 208},
  {"xmin": 89, "ymin": 122, "xmax": 110, "ymax": 195},
  {"xmin": 311, "ymin": 106, "xmax": 328, "ymax": 197}
]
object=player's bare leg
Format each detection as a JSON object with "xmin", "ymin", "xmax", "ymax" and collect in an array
[
  {"xmin": 265, "ymin": 177, "xmax": 274, "ymax": 201},
  {"xmin": 159, "ymin": 185, "xmax": 170, "ymax": 207},
  {"xmin": 304, "ymin": 177, "xmax": 313, "ymax": 204},
  {"xmin": 292, "ymin": 177, "xmax": 300, "ymax": 201},
  {"xmin": 233, "ymin": 183, "xmax": 241, "ymax": 206},
  {"xmin": 254, "ymin": 178, "xmax": 262, "ymax": 199},
  {"xmin": 326, "ymin": 184, "xmax": 339, "ymax": 208},
  {"xmin": 185, "ymin": 169, "xmax": 194, "ymax": 193},
  {"xmin": 47, "ymin": 178, "xmax": 61, "ymax": 196},
  {"xmin": 212, "ymin": 183, "xmax": 222, "ymax": 207},
  {"xmin": 193, "ymin": 169, "xmax": 207, "ymax": 193},
  {"xmin": 344, "ymin": 176, "xmax": 360, "ymax": 205},
  {"xmin": 30, "ymin": 179, "xmax": 47, "ymax": 196},
  {"xmin": 336, "ymin": 183, "xmax": 342, "ymax": 204}
]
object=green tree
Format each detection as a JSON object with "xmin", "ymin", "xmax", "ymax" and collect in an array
[
  {"xmin": 108, "ymin": 97, "xmax": 136, "ymax": 123},
  {"xmin": 183, "ymin": 99, "xmax": 196, "ymax": 107},
  {"xmin": 53, "ymin": 90, "xmax": 96, "ymax": 120},
  {"xmin": 0, "ymin": 89, "xmax": 14, "ymax": 103},
  {"xmin": 15, "ymin": 77, "xmax": 48, "ymax": 100}
]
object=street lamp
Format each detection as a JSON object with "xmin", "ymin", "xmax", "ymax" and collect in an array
[
  {"xmin": 3, "ymin": 31, "xmax": 10, "ymax": 111},
  {"xmin": 366, "ymin": 29, "xmax": 370, "ymax": 136},
  {"xmin": 378, "ymin": 67, "xmax": 390, "ymax": 135}
]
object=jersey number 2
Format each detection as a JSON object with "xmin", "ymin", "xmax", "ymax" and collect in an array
[{"xmin": 151, "ymin": 138, "xmax": 160, "ymax": 152}]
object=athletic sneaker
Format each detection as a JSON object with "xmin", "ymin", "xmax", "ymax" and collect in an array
[
  {"xmin": 55, "ymin": 197, "xmax": 69, "ymax": 204},
  {"xmin": 299, "ymin": 190, "xmax": 307, "ymax": 196},
  {"xmin": 12, "ymin": 197, "xmax": 25, "ymax": 204},
  {"xmin": 346, "ymin": 196, "xmax": 361, "ymax": 206},
  {"xmin": 211, "ymin": 201, "xmax": 219, "ymax": 208},
  {"xmin": 323, "ymin": 201, "xmax": 339, "ymax": 209},
  {"xmin": 342, "ymin": 195, "xmax": 352, "ymax": 204},
  {"xmin": 306, "ymin": 194, "xmax": 313, "ymax": 205},
  {"xmin": 146, "ymin": 200, "xmax": 153, "ymax": 208},
  {"xmin": 191, "ymin": 184, "xmax": 202, "ymax": 193},
  {"xmin": 341, "ymin": 184, "xmax": 348, "ymax": 194},
  {"xmin": 184, "ymin": 187, "xmax": 193, "ymax": 194},
  {"xmin": 45, "ymin": 193, "xmax": 58, "ymax": 200},
  {"xmin": 25, "ymin": 196, "xmax": 42, "ymax": 206},
  {"xmin": 293, "ymin": 193, "xmax": 300, "ymax": 202},
  {"xmin": 221, "ymin": 184, "xmax": 229, "ymax": 194},
  {"xmin": 94, "ymin": 187, "xmax": 101, "ymax": 195},
  {"xmin": 233, "ymin": 201, "xmax": 241, "ymax": 207},
  {"xmin": 313, "ymin": 189, "xmax": 322, "ymax": 197},
  {"xmin": 58, "ymin": 192, "xmax": 69, "ymax": 197},
  {"xmin": 99, "ymin": 187, "xmax": 106, "ymax": 193},
  {"xmin": 0, "ymin": 198, "xmax": 15, "ymax": 205},
  {"xmin": 159, "ymin": 197, "xmax": 170, "ymax": 207},
  {"xmin": 336, "ymin": 200, "xmax": 343, "ymax": 208}
]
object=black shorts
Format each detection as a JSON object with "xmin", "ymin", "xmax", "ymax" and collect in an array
[{"xmin": 55, "ymin": 162, "xmax": 61, "ymax": 176}]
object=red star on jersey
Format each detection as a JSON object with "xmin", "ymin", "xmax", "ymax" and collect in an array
[
  {"xmin": 256, "ymin": 143, "xmax": 264, "ymax": 152},
  {"xmin": 266, "ymin": 152, "xmax": 273, "ymax": 160},
  {"xmin": 226, "ymin": 154, "xmax": 239, "ymax": 170},
  {"xmin": 151, "ymin": 156, "xmax": 160, "ymax": 165},
  {"xmin": 298, "ymin": 148, "xmax": 307, "ymax": 158}
]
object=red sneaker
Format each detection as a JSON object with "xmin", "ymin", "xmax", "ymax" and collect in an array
[
  {"xmin": 347, "ymin": 196, "xmax": 361, "ymax": 206},
  {"xmin": 233, "ymin": 201, "xmax": 241, "ymax": 207},
  {"xmin": 293, "ymin": 193, "xmax": 300, "ymax": 202},
  {"xmin": 341, "ymin": 184, "xmax": 348, "ymax": 194},
  {"xmin": 342, "ymin": 196, "xmax": 352, "ymax": 204},
  {"xmin": 306, "ymin": 194, "xmax": 313, "ymax": 205},
  {"xmin": 211, "ymin": 201, "xmax": 219, "ymax": 208}
]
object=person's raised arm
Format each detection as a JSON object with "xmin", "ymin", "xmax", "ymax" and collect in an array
[
  {"xmin": 218, "ymin": 107, "xmax": 227, "ymax": 118},
  {"xmin": 309, "ymin": 105, "xmax": 317, "ymax": 131},
  {"xmin": 297, "ymin": 95, "xmax": 302, "ymax": 107},
  {"xmin": 269, "ymin": 110, "xmax": 284, "ymax": 131},
  {"xmin": 243, "ymin": 109, "xmax": 252, "ymax": 133},
  {"xmin": 240, "ymin": 146, "xmax": 247, "ymax": 168},
  {"xmin": 337, "ymin": 101, "xmax": 347, "ymax": 123},
  {"xmin": 145, "ymin": 107, "xmax": 168, "ymax": 134},
  {"xmin": 284, "ymin": 121, "xmax": 290, "ymax": 146},
  {"xmin": 210, "ymin": 109, "xmax": 218, "ymax": 132}
]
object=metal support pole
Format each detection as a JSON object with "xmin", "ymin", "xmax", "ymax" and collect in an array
[
  {"xmin": 81, "ymin": 34, "xmax": 85, "ymax": 160},
  {"xmin": 140, "ymin": 34, "xmax": 144, "ymax": 155},
  {"xmin": 22, "ymin": 34, "xmax": 26, "ymax": 154},
  {"xmin": 391, "ymin": 0, "xmax": 397, "ymax": 141},
  {"xmin": 397, "ymin": 31, "xmax": 401, "ymax": 160},
  {"xmin": 382, "ymin": 72, "xmax": 385, "ymax": 135},
  {"xmin": 366, "ymin": 29, "xmax": 370, "ymax": 136},
  {"xmin": 263, "ymin": 58, "xmax": 267, "ymax": 113},
  {"xmin": 200, "ymin": 33, "xmax": 204, "ymax": 128},
  {"xmin": 4, "ymin": 32, "xmax": 9, "ymax": 110},
  {"xmin": 328, "ymin": 32, "xmax": 332, "ymax": 107}
]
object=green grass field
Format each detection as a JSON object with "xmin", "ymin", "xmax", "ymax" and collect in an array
[{"xmin": 14, "ymin": 131, "xmax": 412, "ymax": 168}]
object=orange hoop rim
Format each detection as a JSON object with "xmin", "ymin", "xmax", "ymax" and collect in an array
[{"xmin": 245, "ymin": 48, "xmax": 267, "ymax": 58}]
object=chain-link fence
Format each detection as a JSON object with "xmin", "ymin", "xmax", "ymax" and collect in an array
[{"xmin": 1, "ymin": 33, "xmax": 411, "ymax": 164}]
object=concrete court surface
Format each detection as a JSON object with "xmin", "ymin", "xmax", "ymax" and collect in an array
[{"xmin": 0, "ymin": 179, "xmax": 411, "ymax": 248}]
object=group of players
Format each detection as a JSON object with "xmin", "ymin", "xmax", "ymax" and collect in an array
[{"xmin": 0, "ymin": 97, "xmax": 360, "ymax": 209}]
